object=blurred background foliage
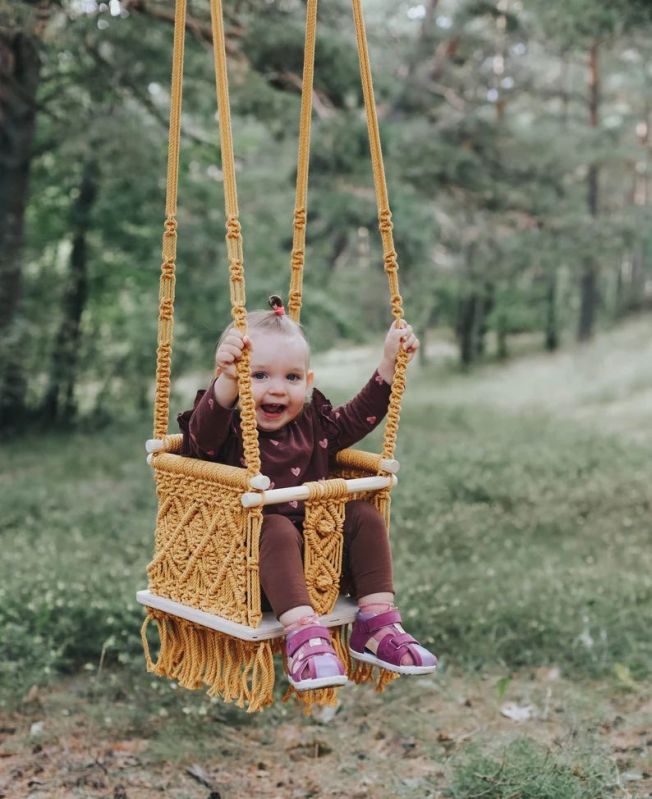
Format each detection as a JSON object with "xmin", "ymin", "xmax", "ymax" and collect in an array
[{"xmin": 2, "ymin": 0, "xmax": 652, "ymax": 429}]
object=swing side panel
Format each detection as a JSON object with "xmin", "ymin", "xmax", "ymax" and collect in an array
[{"xmin": 147, "ymin": 453, "xmax": 260, "ymax": 627}]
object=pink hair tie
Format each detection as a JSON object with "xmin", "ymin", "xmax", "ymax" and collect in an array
[{"xmin": 268, "ymin": 294, "xmax": 285, "ymax": 316}]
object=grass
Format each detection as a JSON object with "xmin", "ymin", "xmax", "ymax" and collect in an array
[
  {"xmin": 1, "ymin": 318, "xmax": 651, "ymax": 797},
  {"xmin": 2, "ymin": 320, "xmax": 652, "ymax": 693},
  {"xmin": 447, "ymin": 737, "xmax": 619, "ymax": 799}
]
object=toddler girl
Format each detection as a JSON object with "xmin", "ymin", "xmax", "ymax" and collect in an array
[{"xmin": 178, "ymin": 296, "xmax": 437, "ymax": 691}]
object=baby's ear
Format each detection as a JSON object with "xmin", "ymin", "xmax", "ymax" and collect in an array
[{"xmin": 306, "ymin": 370, "xmax": 315, "ymax": 389}]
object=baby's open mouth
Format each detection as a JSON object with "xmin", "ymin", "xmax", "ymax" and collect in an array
[{"xmin": 261, "ymin": 403, "xmax": 286, "ymax": 415}]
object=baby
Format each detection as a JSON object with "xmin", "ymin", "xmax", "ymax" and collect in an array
[{"xmin": 178, "ymin": 296, "xmax": 437, "ymax": 691}]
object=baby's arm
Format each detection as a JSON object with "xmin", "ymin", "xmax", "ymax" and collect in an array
[
  {"xmin": 323, "ymin": 320, "xmax": 420, "ymax": 452},
  {"xmin": 178, "ymin": 330, "xmax": 250, "ymax": 458},
  {"xmin": 377, "ymin": 320, "xmax": 419, "ymax": 383},
  {"xmin": 213, "ymin": 330, "xmax": 251, "ymax": 408}
]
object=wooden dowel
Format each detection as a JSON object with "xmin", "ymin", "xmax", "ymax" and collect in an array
[{"xmin": 241, "ymin": 474, "xmax": 397, "ymax": 508}]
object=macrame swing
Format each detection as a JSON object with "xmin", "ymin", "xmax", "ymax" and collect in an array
[{"xmin": 138, "ymin": 0, "xmax": 410, "ymax": 713}]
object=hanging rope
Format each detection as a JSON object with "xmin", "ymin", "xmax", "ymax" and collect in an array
[
  {"xmin": 152, "ymin": 0, "xmax": 187, "ymax": 440},
  {"xmin": 351, "ymin": 0, "xmax": 408, "ymax": 465},
  {"xmin": 209, "ymin": 0, "xmax": 261, "ymax": 477},
  {"xmin": 288, "ymin": 0, "xmax": 318, "ymax": 322},
  {"xmin": 154, "ymin": 0, "xmax": 405, "ymax": 469}
]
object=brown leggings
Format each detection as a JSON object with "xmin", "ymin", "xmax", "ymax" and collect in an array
[{"xmin": 260, "ymin": 499, "xmax": 395, "ymax": 618}]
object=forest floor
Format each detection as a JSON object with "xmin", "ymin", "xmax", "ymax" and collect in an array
[
  {"xmin": 2, "ymin": 317, "xmax": 652, "ymax": 799},
  {"xmin": 1, "ymin": 668, "xmax": 650, "ymax": 798}
]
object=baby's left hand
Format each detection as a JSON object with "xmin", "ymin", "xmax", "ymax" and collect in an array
[
  {"xmin": 383, "ymin": 320, "xmax": 419, "ymax": 363},
  {"xmin": 378, "ymin": 320, "xmax": 419, "ymax": 383}
]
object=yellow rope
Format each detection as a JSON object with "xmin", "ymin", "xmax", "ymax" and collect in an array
[
  {"xmin": 351, "ymin": 0, "xmax": 408, "ymax": 465},
  {"xmin": 152, "ymin": 0, "xmax": 187, "ymax": 440},
  {"xmin": 288, "ymin": 0, "xmax": 318, "ymax": 321},
  {"xmin": 209, "ymin": 0, "xmax": 261, "ymax": 477}
]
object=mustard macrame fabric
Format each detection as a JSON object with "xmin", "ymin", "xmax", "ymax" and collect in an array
[{"xmin": 143, "ymin": 0, "xmax": 408, "ymax": 712}]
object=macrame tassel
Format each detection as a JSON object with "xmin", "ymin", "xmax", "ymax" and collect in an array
[
  {"xmin": 348, "ymin": 658, "xmax": 399, "ymax": 692},
  {"xmin": 141, "ymin": 610, "xmax": 275, "ymax": 712}
]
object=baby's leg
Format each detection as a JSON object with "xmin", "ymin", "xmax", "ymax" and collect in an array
[
  {"xmin": 259, "ymin": 514, "xmax": 312, "ymax": 618},
  {"xmin": 260, "ymin": 515, "xmax": 346, "ymax": 689},
  {"xmin": 344, "ymin": 500, "xmax": 437, "ymax": 672}
]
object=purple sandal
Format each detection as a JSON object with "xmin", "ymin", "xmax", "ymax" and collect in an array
[
  {"xmin": 349, "ymin": 608, "xmax": 438, "ymax": 675},
  {"xmin": 285, "ymin": 624, "xmax": 348, "ymax": 691}
]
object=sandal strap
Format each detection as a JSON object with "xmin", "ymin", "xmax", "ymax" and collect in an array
[
  {"xmin": 286, "ymin": 624, "xmax": 332, "ymax": 657},
  {"xmin": 356, "ymin": 609, "xmax": 402, "ymax": 635},
  {"xmin": 377, "ymin": 632, "xmax": 423, "ymax": 666},
  {"xmin": 288, "ymin": 644, "xmax": 337, "ymax": 677}
]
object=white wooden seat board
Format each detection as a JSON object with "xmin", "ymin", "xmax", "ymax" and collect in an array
[{"xmin": 137, "ymin": 590, "xmax": 358, "ymax": 641}]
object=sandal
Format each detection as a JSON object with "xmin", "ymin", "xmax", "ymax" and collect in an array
[
  {"xmin": 349, "ymin": 608, "xmax": 438, "ymax": 675},
  {"xmin": 285, "ymin": 624, "xmax": 348, "ymax": 691}
]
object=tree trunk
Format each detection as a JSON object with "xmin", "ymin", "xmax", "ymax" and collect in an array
[
  {"xmin": 42, "ymin": 160, "xmax": 99, "ymax": 423},
  {"xmin": 577, "ymin": 40, "xmax": 600, "ymax": 342},
  {"xmin": 457, "ymin": 292, "xmax": 477, "ymax": 366},
  {"xmin": 544, "ymin": 268, "xmax": 559, "ymax": 351},
  {"xmin": 0, "ymin": 28, "xmax": 41, "ymax": 429}
]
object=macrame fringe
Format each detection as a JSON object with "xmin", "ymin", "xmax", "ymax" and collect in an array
[
  {"xmin": 141, "ymin": 610, "xmax": 275, "ymax": 712},
  {"xmin": 142, "ymin": 613, "xmax": 398, "ymax": 714}
]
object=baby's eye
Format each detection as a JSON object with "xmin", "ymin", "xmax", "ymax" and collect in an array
[
  {"xmin": 286, "ymin": 374, "xmax": 301, "ymax": 382},
  {"xmin": 252, "ymin": 371, "xmax": 267, "ymax": 380}
]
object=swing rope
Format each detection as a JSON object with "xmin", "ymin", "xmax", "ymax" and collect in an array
[
  {"xmin": 209, "ymin": 0, "xmax": 261, "ymax": 479},
  {"xmin": 152, "ymin": 0, "xmax": 186, "ymax": 441},
  {"xmin": 351, "ymin": 0, "xmax": 408, "ymax": 465},
  {"xmin": 154, "ymin": 0, "xmax": 406, "ymax": 468},
  {"xmin": 287, "ymin": 0, "xmax": 318, "ymax": 322},
  {"xmin": 288, "ymin": 0, "xmax": 407, "ymax": 465}
]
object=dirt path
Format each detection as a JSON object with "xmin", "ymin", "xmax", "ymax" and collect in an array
[{"xmin": 1, "ymin": 670, "xmax": 650, "ymax": 798}]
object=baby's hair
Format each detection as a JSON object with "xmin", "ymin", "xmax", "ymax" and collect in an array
[{"xmin": 215, "ymin": 295, "xmax": 310, "ymax": 366}]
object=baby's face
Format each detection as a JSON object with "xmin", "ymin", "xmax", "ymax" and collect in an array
[{"xmin": 248, "ymin": 330, "xmax": 313, "ymax": 431}]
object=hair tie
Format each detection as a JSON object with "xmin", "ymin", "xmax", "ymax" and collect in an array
[{"xmin": 268, "ymin": 294, "xmax": 285, "ymax": 316}]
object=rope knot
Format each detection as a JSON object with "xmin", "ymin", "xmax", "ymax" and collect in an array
[
  {"xmin": 379, "ymin": 209, "xmax": 393, "ymax": 233},
  {"xmin": 383, "ymin": 250, "xmax": 398, "ymax": 272},
  {"xmin": 229, "ymin": 260, "xmax": 244, "ymax": 282},
  {"xmin": 226, "ymin": 217, "xmax": 242, "ymax": 239},
  {"xmin": 288, "ymin": 289, "xmax": 302, "ymax": 308},
  {"xmin": 164, "ymin": 217, "xmax": 177, "ymax": 235},
  {"xmin": 161, "ymin": 259, "xmax": 175, "ymax": 279},
  {"xmin": 314, "ymin": 574, "xmax": 331, "ymax": 592},
  {"xmin": 290, "ymin": 249, "xmax": 304, "ymax": 269},
  {"xmin": 317, "ymin": 518, "xmax": 335, "ymax": 537},
  {"xmin": 293, "ymin": 208, "xmax": 307, "ymax": 230},
  {"xmin": 160, "ymin": 298, "xmax": 174, "ymax": 320}
]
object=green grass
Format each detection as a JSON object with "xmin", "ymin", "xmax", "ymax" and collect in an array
[
  {"xmin": 447, "ymin": 738, "xmax": 619, "ymax": 799},
  {"xmin": 1, "ymin": 321, "xmax": 652, "ymax": 701}
]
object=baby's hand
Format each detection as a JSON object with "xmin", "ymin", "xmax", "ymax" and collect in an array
[
  {"xmin": 215, "ymin": 330, "xmax": 251, "ymax": 380},
  {"xmin": 378, "ymin": 320, "xmax": 419, "ymax": 383}
]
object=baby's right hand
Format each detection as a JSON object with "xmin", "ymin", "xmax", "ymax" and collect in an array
[{"xmin": 215, "ymin": 330, "xmax": 251, "ymax": 380}]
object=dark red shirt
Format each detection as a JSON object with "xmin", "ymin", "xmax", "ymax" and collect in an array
[{"xmin": 177, "ymin": 371, "xmax": 392, "ymax": 523}]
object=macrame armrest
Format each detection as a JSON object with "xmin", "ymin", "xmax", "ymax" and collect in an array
[
  {"xmin": 335, "ymin": 448, "xmax": 399, "ymax": 475},
  {"xmin": 151, "ymin": 452, "xmax": 251, "ymax": 490}
]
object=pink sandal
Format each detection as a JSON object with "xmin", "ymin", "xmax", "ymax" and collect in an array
[
  {"xmin": 349, "ymin": 608, "xmax": 438, "ymax": 675},
  {"xmin": 285, "ymin": 624, "xmax": 348, "ymax": 691}
]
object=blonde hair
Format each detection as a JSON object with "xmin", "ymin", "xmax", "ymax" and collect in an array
[{"xmin": 215, "ymin": 307, "xmax": 310, "ymax": 367}]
